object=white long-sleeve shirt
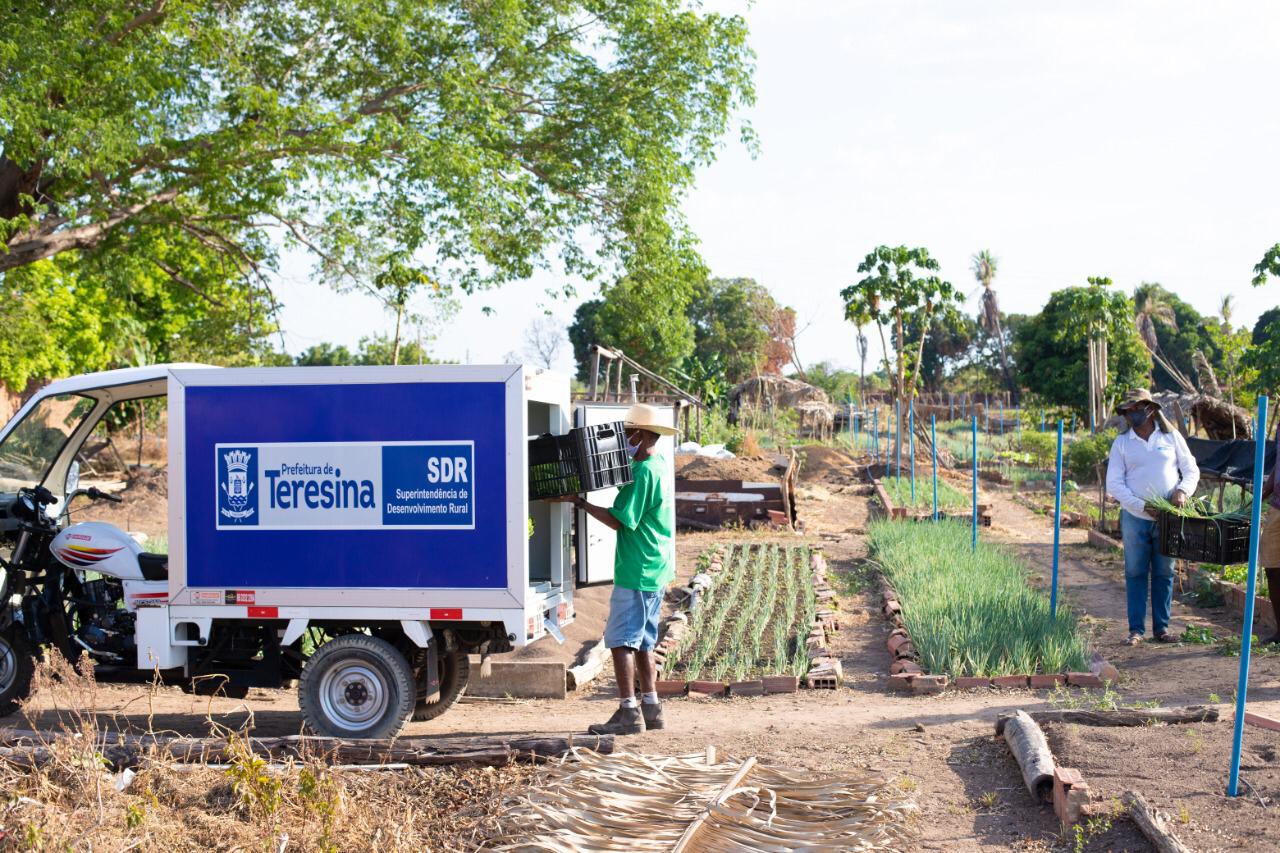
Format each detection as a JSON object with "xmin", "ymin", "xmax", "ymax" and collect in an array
[{"xmin": 1105, "ymin": 427, "xmax": 1200, "ymax": 521}]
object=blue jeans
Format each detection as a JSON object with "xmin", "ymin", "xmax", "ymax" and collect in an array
[{"xmin": 1121, "ymin": 510, "xmax": 1175, "ymax": 636}]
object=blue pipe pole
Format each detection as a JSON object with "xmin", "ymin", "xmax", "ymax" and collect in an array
[
  {"xmin": 1000, "ymin": 399, "xmax": 1004, "ymax": 435},
  {"xmin": 931, "ymin": 414, "xmax": 938, "ymax": 521},
  {"xmin": 971, "ymin": 416, "xmax": 978, "ymax": 551},
  {"xmin": 873, "ymin": 407, "xmax": 879, "ymax": 463},
  {"xmin": 1051, "ymin": 419, "xmax": 1064, "ymax": 619},
  {"xmin": 909, "ymin": 401, "xmax": 916, "ymax": 503},
  {"xmin": 1229, "ymin": 394, "xmax": 1270, "ymax": 797},
  {"xmin": 1040, "ymin": 411, "xmax": 1045, "ymax": 433}
]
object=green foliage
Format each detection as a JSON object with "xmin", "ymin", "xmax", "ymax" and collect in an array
[
  {"xmin": 1017, "ymin": 430, "xmax": 1059, "ymax": 470},
  {"xmin": 1015, "ymin": 286, "xmax": 1150, "ymax": 413},
  {"xmin": 571, "ymin": 275, "xmax": 783, "ymax": 386},
  {"xmin": 687, "ymin": 278, "xmax": 779, "ymax": 385},
  {"xmin": 1065, "ymin": 429, "xmax": 1116, "ymax": 483},
  {"xmin": 841, "ymin": 245, "xmax": 962, "ymax": 400},
  {"xmin": 698, "ymin": 406, "xmax": 744, "ymax": 454},
  {"xmin": 1132, "ymin": 283, "xmax": 1220, "ymax": 392},
  {"xmin": 0, "ymin": 0, "xmax": 755, "ymax": 303},
  {"xmin": 0, "ymin": 244, "xmax": 277, "ymax": 388},
  {"xmin": 880, "ymin": 476, "xmax": 969, "ymax": 511},
  {"xmin": 294, "ymin": 335, "xmax": 435, "ymax": 367},
  {"xmin": 869, "ymin": 520, "xmax": 1090, "ymax": 677}
]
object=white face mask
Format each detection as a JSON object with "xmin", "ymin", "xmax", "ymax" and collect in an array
[{"xmin": 626, "ymin": 437, "xmax": 642, "ymax": 459}]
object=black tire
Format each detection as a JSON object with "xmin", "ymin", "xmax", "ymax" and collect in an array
[
  {"xmin": 0, "ymin": 631, "xmax": 36, "ymax": 717},
  {"xmin": 298, "ymin": 634, "xmax": 415, "ymax": 739},
  {"xmin": 411, "ymin": 646, "xmax": 470, "ymax": 722}
]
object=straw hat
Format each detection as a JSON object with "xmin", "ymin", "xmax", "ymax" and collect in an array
[{"xmin": 624, "ymin": 403, "xmax": 678, "ymax": 436}]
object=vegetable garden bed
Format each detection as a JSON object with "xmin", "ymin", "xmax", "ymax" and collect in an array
[
  {"xmin": 654, "ymin": 543, "xmax": 839, "ymax": 696},
  {"xmin": 870, "ymin": 520, "xmax": 1092, "ymax": 685}
]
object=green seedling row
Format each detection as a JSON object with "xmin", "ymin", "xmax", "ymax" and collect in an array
[
  {"xmin": 879, "ymin": 475, "xmax": 969, "ymax": 511},
  {"xmin": 868, "ymin": 519, "xmax": 1090, "ymax": 677},
  {"xmin": 663, "ymin": 543, "xmax": 817, "ymax": 682}
]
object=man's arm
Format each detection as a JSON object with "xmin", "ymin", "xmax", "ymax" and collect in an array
[
  {"xmin": 1105, "ymin": 438, "xmax": 1148, "ymax": 517},
  {"xmin": 575, "ymin": 496, "xmax": 622, "ymax": 531}
]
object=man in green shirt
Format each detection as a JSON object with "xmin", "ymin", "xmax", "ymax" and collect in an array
[{"xmin": 563, "ymin": 403, "xmax": 675, "ymax": 735}]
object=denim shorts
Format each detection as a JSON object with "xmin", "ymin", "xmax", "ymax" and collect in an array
[{"xmin": 604, "ymin": 586, "xmax": 664, "ymax": 651}]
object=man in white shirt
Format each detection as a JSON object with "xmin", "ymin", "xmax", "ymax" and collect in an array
[{"xmin": 1105, "ymin": 389, "xmax": 1200, "ymax": 646}]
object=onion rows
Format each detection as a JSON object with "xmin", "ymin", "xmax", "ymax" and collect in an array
[
  {"xmin": 868, "ymin": 520, "xmax": 1089, "ymax": 676},
  {"xmin": 665, "ymin": 543, "xmax": 816, "ymax": 681},
  {"xmin": 880, "ymin": 475, "xmax": 969, "ymax": 511}
]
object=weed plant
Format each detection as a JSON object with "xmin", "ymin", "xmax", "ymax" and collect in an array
[{"xmin": 868, "ymin": 519, "xmax": 1090, "ymax": 676}]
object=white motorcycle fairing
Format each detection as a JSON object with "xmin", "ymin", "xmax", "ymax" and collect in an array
[{"xmin": 50, "ymin": 522, "xmax": 145, "ymax": 580}]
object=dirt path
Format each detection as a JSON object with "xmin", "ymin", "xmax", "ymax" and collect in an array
[{"xmin": 12, "ymin": 457, "xmax": 1280, "ymax": 850}]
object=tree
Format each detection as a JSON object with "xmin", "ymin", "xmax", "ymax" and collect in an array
[
  {"xmin": 567, "ymin": 299, "xmax": 604, "ymax": 382},
  {"xmin": 522, "ymin": 316, "xmax": 565, "ymax": 370},
  {"xmin": 1015, "ymin": 284, "xmax": 1150, "ymax": 416},
  {"xmin": 0, "ymin": 1, "xmax": 755, "ymax": 303},
  {"xmin": 971, "ymin": 249, "xmax": 1015, "ymax": 398},
  {"xmin": 841, "ymin": 245, "xmax": 960, "ymax": 457},
  {"xmin": 1129, "ymin": 283, "xmax": 1218, "ymax": 393},
  {"xmin": 295, "ymin": 335, "xmax": 434, "ymax": 366},
  {"xmin": 1246, "ymin": 247, "xmax": 1280, "ymax": 397},
  {"xmin": 588, "ymin": 274, "xmax": 697, "ymax": 377},
  {"xmin": 686, "ymin": 278, "xmax": 778, "ymax": 384},
  {"xmin": 897, "ymin": 311, "xmax": 977, "ymax": 391}
]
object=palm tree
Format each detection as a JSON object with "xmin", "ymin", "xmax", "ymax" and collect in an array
[
  {"xmin": 970, "ymin": 250, "xmax": 1014, "ymax": 399},
  {"xmin": 1133, "ymin": 284, "xmax": 1194, "ymax": 392}
]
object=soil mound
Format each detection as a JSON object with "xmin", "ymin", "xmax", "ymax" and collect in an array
[
  {"xmin": 675, "ymin": 454, "xmax": 782, "ymax": 483},
  {"xmin": 797, "ymin": 445, "xmax": 862, "ymax": 484}
]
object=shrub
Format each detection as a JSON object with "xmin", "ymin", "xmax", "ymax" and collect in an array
[
  {"xmin": 1065, "ymin": 429, "xmax": 1116, "ymax": 483},
  {"xmin": 1017, "ymin": 430, "xmax": 1058, "ymax": 469}
]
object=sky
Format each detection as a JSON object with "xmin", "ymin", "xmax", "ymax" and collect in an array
[{"xmin": 271, "ymin": 1, "xmax": 1280, "ymax": 376}]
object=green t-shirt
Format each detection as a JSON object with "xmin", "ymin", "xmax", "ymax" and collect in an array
[{"xmin": 609, "ymin": 452, "xmax": 675, "ymax": 591}]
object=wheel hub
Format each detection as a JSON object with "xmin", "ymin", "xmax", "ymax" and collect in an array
[{"xmin": 317, "ymin": 661, "xmax": 389, "ymax": 731}]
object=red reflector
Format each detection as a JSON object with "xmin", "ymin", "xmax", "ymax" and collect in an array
[
  {"xmin": 247, "ymin": 606, "xmax": 278, "ymax": 618},
  {"xmin": 430, "ymin": 608, "xmax": 462, "ymax": 620}
]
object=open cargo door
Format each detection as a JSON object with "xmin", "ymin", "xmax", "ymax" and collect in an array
[{"xmin": 573, "ymin": 402, "xmax": 677, "ymax": 584}]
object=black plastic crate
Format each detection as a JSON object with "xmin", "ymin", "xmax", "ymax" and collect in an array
[
  {"xmin": 528, "ymin": 421, "xmax": 633, "ymax": 500},
  {"xmin": 1157, "ymin": 511, "xmax": 1251, "ymax": 565}
]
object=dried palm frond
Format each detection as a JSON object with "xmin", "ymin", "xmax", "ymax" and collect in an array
[
  {"xmin": 487, "ymin": 748, "xmax": 917, "ymax": 852},
  {"xmin": 1192, "ymin": 349, "xmax": 1221, "ymax": 397}
]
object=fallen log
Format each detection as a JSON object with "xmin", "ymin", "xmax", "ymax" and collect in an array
[
  {"xmin": 1124, "ymin": 790, "xmax": 1192, "ymax": 853},
  {"xmin": 1001, "ymin": 710, "xmax": 1055, "ymax": 802},
  {"xmin": 0, "ymin": 729, "xmax": 612, "ymax": 771},
  {"xmin": 995, "ymin": 705, "xmax": 1218, "ymax": 735}
]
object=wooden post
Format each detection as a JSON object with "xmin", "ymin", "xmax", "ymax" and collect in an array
[{"xmin": 589, "ymin": 348, "xmax": 601, "ymax": 400}]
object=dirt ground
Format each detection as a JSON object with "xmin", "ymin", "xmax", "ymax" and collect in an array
[{"xmin": 13, "ymin": 446, "xmax": 1280, "ymax": 850}]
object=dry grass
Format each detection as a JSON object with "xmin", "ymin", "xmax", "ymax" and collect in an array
[{"xmin": 0, "ymin": 655, "xmax": 527, "ymax": 851}]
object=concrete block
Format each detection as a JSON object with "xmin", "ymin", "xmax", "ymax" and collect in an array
[{"xmin": 467, "ymin": 659, "xmax": 567, "ymax": 699}]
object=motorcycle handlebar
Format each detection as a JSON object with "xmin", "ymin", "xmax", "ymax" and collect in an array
[{"xmin": 86, "ymin": 487, "xmax": 123, "ymax": 504}]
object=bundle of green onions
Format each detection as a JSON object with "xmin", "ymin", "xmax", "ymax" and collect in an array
[{"xmin": 1147, "ymin": 495, "xmax": 1251, "ymax": 523}]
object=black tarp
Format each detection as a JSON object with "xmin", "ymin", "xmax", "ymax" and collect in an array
[{"xmin": 1186, "ymin": 437, "xmax": 1277, "ymax": 485}]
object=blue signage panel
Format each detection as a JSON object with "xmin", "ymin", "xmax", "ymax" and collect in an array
[{"xmin": 184, "ymin": 381, "xmax": 506, "ymax": 589}]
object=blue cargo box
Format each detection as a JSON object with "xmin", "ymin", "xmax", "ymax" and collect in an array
[{"xmin": 164, "ymin": 365, "xmax": 572, "ymax": 632}]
